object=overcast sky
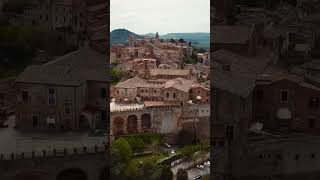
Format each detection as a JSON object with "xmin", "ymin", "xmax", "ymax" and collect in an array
[{"xmin": 110, "ymin": 0, "xmax": 210, "ymax": 35}]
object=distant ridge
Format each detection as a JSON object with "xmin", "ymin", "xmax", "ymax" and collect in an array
[
  {"xmin": 111, "ymin": 29, "xmax": 210, "ymax": 49},
  {"xmin": 110, "ymin": 29, "xmax": 144, "ymax": 46}
]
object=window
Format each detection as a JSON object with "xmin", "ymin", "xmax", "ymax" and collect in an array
[
  {"xmin": 309, "ymin": 117, "xmax": 316, "ymax": 128},
  {"xmin": 32, "ymin": 115, "xmax": 38, "ymax": 127},
  {"xmin": 309, "ymin": 97, "xmax": 319, "ymax": 109},
  {"xmin": 257, "ymin": 89, "xmax": 264, "ymax": 102},
  {"xmin": 311, "ymin": 153, "xmax": 316, "ymax": 159},
  {"xmin": 167, "ymin": 93, "xmax": 169, "ymax": 98},
  {"xmin": 141, "ymin": 89, "xmax": 144, "ymax": 93},
  {"xmin": 226, "ymin": 125, "xmax": 235, "ymax": 141},
  {"xmin": 295, "ymin": 154, "xmax": 300, "ymax": 160},
  {"xmin": 48, "ymin": 88, "xmax": 56, "ymax": 105},
  {"xmin": 100, "ymin": 88, "xmax": 106, "ymax": 98},
  {"xmin": 22, "ymin": 91, "xmax": 29, "ymax": 103},
  {"xmin": 154, "ymin": 90, "xmax": 156, "ymax": 93},
  {"xmin": 280, "ymin": 90, "xmax": 289, "ymax": 102},
  {"xmin": 198, "ymin": 90, "xmax": 200, "ymax": 94},
  {"xmin": 65, "ymin": 102, "xmax": 71, "ymax": 114},
  {"xmin": 173, "ymin": 93, "xmax": 176, "ymax": 98}
]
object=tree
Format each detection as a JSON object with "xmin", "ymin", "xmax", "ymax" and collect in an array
[
  {"xmin": 110, "ymin": 138, "xmax": 133, "ymax": 179},
  {"xmin": 176, "ymin": 168, "xmax": 188, "ymax": 180},
  {"xmin": 142, "ymin": 160, "xmax": 157, "ymax": 178},
  {"xmin": 124, "ymin": 161, "xmax": 143, "ymax": 180},
  {"xmin": 111, "ymin": 138, "xmax": 132, "ymax": 163},
  {"xmin": 126, "ymin": 137, "xmax": 145, "ymax": 153},
  {"xmin": 159, "ymin": 165, "xmax": 173, "ymax": 180},
  {"xmin": 111, "ymin": 68, "xmax": 123, "ymax": 85},
  {"xmin": 178, "ymin": 38, "xmax": 186, "ymax": 43}
]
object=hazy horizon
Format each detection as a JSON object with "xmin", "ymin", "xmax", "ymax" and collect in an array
[
  {"xmin": 110, "ymin": 28, "xmax": 210, "ymax": 35},
  {"xmin": 110, "ymin": 0, "xmax": 210, "ymax": 35}
]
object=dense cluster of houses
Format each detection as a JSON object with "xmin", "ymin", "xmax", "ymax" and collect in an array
[{"xmin": 110, "ymin": 34, "xmax": 210, "ymax": 138}]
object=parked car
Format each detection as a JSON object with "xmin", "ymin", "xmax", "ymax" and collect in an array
[
  {"xmin": 195, "ymin": 175, "xmax": 202, "ymax": 180},
  {"xmin": 204, "ymin": 161, "xmax": 210, "ymax": 167},
  {"xmin": 164, "ymin": 143, "xmax": 171, "ymax": 148},
  {"xmin": 196, "ymin": 164, "xmax": 205, "ymax": 170}
]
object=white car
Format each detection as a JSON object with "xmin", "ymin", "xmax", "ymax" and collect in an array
[
  {"xmin": 196, "ymin": 165, "xmax": 205, "ymax": 170},
  {"xmin": 204, "ymin": 161, "xmax": 210, "ymax": 167},
  {"xmin": 164, "ymin": 143, "xmax": 171, "ymax": 148}
]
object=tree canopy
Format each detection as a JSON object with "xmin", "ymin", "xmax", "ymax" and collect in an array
[{"xmin": 177, "ymin": 168, "xmax": 188, "ymax": 180}]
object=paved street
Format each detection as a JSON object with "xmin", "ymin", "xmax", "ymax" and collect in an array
[
  {"xmin": 188, "ymin": 166, "xmax": 210, "ymax": 180},
  {"xmin": 171, "ymin": 152, "xmax": 210, "ymax": 179},
  {"xmin": 0, "ymin": 115, "xmax": 107, "ymax": 155}
]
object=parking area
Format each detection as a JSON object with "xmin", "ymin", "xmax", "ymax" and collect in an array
[{"xmin": 188, "ymin": 161, "xmax": 210, "ymax": 180}]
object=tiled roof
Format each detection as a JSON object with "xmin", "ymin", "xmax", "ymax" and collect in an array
[
  {"xmin": 212, "ymin": 50, "xmax": 270, "ymax": 97},
  {"xmin": 212, "ymin": 25, "xmax": 253, "ymax": 44},
  {"xmin": 115, "ymin": 76, "xmax": 148, "ymax": 88},
  {"xmin": 149, "ymin": 69, "xmax": 190, "ymax": 76},
  {"xmin": 164, "ymin": 78, "xmax": 195, "ymax": 92},
  {"xmin": 16, "ymin": 47, "xmax": 108, "ymax": 86}
]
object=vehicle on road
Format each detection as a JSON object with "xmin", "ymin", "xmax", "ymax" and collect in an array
[
  {"xmin": 196, "ymin": 164, "xmax": 205, "ymax": 170},
  {"xmin": 164, "ymin": 143, "xmax": 171, "ymax": 148},
  {"xmin": 204, "ymin": 161, "xmax": 210, "ymax": 167}
]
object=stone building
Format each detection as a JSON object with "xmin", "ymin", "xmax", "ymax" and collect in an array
[
  {"xmin": 14, "ymin": 47, "xmax": 108, "ymax": 131},
  {"xmin": 212, "ymin": 25, "xmax": 258, "ymax": 56},
  {"xmin": 148, "ymin": 69, "xmax": 191, "ymax": 80},
  {"xmin": 19, "ymin": 0, "xmax": 108, "ymax": 52},
  {"xmin": 113, "ymin": 76, "xmax": 209, "ymax": 104}
]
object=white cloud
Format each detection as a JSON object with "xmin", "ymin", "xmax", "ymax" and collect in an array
[{"xmin": 110, "ymin": 0, "xmax": 210, "ymax": 35}]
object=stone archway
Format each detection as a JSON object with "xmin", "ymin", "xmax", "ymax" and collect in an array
[
  {"xmin": 113, "ymin": 117, "xmax": 125, "ymax": 136},
  {"xmin": 141, "ymin": 113, "xmax": 151, "ymax": 129},
  {"xmin": 127, "ymin": 115, "xmax": 138, "ymax": 134},
  {"xmin": 56, "ymin": 168, "xmax": 87, "ymax": 180}
]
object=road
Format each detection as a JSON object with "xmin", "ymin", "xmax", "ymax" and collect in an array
[
  {"xmin": 0, "ymin": 115, "xmax": 107, "ymax": 155},
  {"xmin": 188, "ymin": 166, "xmax": 210, "ymax": 180},
  {"xmin": 171, "ymin": 152, "xmax": 210, "ymax": 179}
]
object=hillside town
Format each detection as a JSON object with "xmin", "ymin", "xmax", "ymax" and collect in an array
[
  {"xmin": 110, "ymin": 33, "xmax": 210, "ymax": 179},
  {"xmin": 110, "ymin": 33, "xmax": 210, "ymax": 138},
  {"xmin": 212, "ymin": 0, "xmax": 320, "ymax": 180}
]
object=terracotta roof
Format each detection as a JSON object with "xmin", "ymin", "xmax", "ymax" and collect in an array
[
  {"xmin": 149, "ymin": 69, "xmax": 190, "ymax": 76},
  {"xmin": 115, "ymin": 76, "xmax": 148, "ymax": 88},
  {"xmin": 164, "ymin": 78, "xmax": 195, "ymax": 92}
]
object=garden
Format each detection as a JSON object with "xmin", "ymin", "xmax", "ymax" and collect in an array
[{"xmin": 110, "ymin": 132, "xmax": 210, "ymax": 180}]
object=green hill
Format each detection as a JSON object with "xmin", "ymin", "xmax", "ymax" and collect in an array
[
  {"xmin": 110, "ymin": 29, "xmax": 144, "ymax": 46},
  {"xmin": 111, "ymin": 29, "xmax": 210, "ymax": 49}
]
